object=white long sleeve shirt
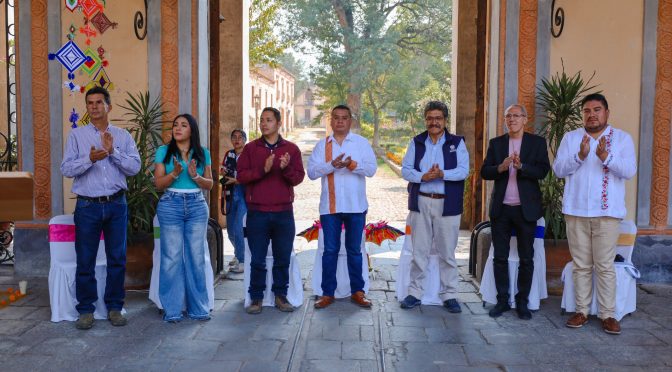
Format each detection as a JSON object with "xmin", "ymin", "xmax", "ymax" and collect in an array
[
  {"xmin": 307, "ymin": 132, "xmax": 377, "ymax": 215},
  {"xmin": 553, "ymin": 125, "xmax": 637, "ymax": 218}
]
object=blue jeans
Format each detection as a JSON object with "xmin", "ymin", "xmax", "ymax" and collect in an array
[
  {"xmin": 320, "ymin": 212, "xmax": 366, "ymax": 296},
  {"xmin": 74, "ymin": 194, "xmax": 128, "ymax": 314},
  {"xmin": 246, "ymin": 210, "xmax": 295, "ymax": 300},
  {"xmin": 226, "ymin": 185, "xmax": 247, "ymax": 263},
  {"xmin": 157, "ymin": 191, "xmax": 210, "ymax": 321}
]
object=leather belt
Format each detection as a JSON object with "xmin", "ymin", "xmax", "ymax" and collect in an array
[
  {"xmin": 419, "ymin": 191, "xmax": 445, "ymax": 199},
  {"xmin": 77, "ymin": 190, "xmax": 125, "ymax": 203}
]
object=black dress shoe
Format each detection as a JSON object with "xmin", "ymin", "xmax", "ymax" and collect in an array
[
  {"xmin": 488, "ymin": 302, "xmax": 511, "ymax": 318},
  {"xmin": 516, "ymin": 302, "xmax": 532, "ymax": 320}
]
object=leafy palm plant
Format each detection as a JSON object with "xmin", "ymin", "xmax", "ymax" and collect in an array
[
  {"xmin": 116, "ymin": 92, "xmax": 168, "ymax": 236},
  {"xmin": 536, "ymin": 64, "xmax": 598, "ymax": 240}
]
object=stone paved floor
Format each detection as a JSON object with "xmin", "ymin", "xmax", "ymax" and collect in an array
[{"xmin": 0, "ymin": 128, "xmax": 671, "ymax": 371}]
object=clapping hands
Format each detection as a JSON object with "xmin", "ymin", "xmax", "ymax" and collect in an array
[
  {"xmin": 331, "ymin": 153, "xmax": 352, "ymax": 169},
  {"xmin": 188, "ymin": 159, "xmax": 198, "ymax": 178},
  {"xmin": 421, "ymin": 164, "xmax": 444, "ymax": 181},
  {"xmin": 596, "ymin": 136, "xmax": 609, "ymax": 162}
]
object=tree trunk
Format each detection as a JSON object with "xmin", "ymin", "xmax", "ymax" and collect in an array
[
  {"xmin": 347, "ymin": 92, "xmax": 361, "ymax": 131},
  {"xmin": 372, "ymin": 108, "xmax": 380, "ymax": 148}
]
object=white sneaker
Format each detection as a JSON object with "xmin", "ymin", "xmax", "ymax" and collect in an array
[
  {"xmin": 229, "ymin": 263, "xmax": 244, "ymax": 273},
  {"xmin": 228, "ymin": 257, "xmax": 239, "ymax": 267}
]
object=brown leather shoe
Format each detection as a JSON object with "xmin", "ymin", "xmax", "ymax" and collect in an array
[
  {"xmin": 602, "ymin": 317, "xmax": 621, "ymax": 335},
  {"xmin": 351, "ymin": 291, "xmax": 372, "ymax": 308},
  {"xmin": 314, "ymin": 295, "xmax": 335, "ymax": 309},
  {"xmin": 565, "ymin": 312, "xmax": 589, "ymax": 328},
  {"xmin": 246, "ymin": 299, "xmax": 263, "ymax": 314},
  {"xmin": 274, "ymin": 295, "xmax": 295, "ymax": 312}
]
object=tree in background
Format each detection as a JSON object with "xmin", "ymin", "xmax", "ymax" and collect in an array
[
  {"xmin": 284, "ymin": 0, "xmax": 452, "ymax": 130},
  {"xmin": 249, "ymin": 0, "xmax": 287, "ymax": 68}
]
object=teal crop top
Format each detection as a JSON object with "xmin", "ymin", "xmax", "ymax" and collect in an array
[{"xmin": 155, "ymin": 145, "xmax": 211, "ymax": 189}]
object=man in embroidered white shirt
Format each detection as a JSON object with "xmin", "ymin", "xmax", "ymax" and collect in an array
[
  {"xmin": 308, "ymin": 105, "xmax": 378, "ymax": 309},
  {"xmin": 553, "ymin": 93, "xmax": 637, "ymax": 335}
]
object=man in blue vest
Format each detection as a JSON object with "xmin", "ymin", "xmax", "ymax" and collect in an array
[{"xmin": 400, "ymin": 101, "xmax": 470, "ymax": 312}]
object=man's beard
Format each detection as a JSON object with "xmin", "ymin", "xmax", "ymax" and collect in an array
[{"xmin": 584, "ymin": 121, "xmax": 607, "ymax": 133}]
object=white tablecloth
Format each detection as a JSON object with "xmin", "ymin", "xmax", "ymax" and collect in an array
[
  {"xmin": 478, "ymin": 219, "xmax": 547, "ymax": 310},
  {"xmin": 312, "ymin": 229, "xmax": 369, "ymax": 298},
  {"xmin": 48, "ymin": 215, "xmax": 113, "ymax": 322},
  {"xmin": 148, "ymin": 216, "xmax": 215, "ymax": 311}
]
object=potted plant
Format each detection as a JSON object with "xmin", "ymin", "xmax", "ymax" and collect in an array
[
  {"xmin": 536, "ymin": 64, "xmax": 599, "ymax": 294},
  {"xmin": 116, "ymin": 91, "xmax": 167, "ymax": 289}
]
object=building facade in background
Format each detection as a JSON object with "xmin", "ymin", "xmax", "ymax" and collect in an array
[{"xmin": 249, "ymin": 64, "xmax": 295, "ymax": 134}]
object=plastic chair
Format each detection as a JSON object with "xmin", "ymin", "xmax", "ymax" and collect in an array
[
  {"xmin": 478, "ymin": 218, "xmax": 547, "ymax": 310},
  {"xmin": 395, "ymin": 215, "xmax": 445, "ymax": 305},
  {"xmin": 48, "ymin": 214, "xmax": 109, "ymax": 322}
]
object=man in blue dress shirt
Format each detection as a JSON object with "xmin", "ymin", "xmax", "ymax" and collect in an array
[
  {"xmin": 400, "ymin": 101, "xmax": 469, "ymax": 313},
  {"xmin": 61, "ymin": 87, "xmax": 140, "ymax": 329}
]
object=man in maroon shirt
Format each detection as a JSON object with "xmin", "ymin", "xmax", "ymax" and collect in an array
[{"xmin": 237, "ymin": 107, "xmax": 305, "ymax": 314}]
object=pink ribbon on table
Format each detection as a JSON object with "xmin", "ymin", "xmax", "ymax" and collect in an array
[{"xmin": 49, "ymin": 224, "xmax": 104, "ymax": 243}]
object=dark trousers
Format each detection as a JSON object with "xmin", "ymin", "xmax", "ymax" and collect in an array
[
  {"xmin": 74, "ymin": 195, "xmax": 128, "ymax": 314},
  {"xmin": 491, "ymin": 205, "xmax": 536, "ymax": 305},
  {"xmin": 246, "ymin": 210, "xmax": 295, "ymax": 300},
  {"xmin": 320, "ymin": 212, "xmax": 366, "ymax": 297}
]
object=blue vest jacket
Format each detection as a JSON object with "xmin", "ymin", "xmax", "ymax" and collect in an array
[{"xmin": 407, "ymin": 130, "xmax": 465, "ymax": 216}]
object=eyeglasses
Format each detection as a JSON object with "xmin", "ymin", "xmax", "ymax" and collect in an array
[{"xmin": 505, "ymin": 114, "xmax": 526, "ymax": 119}]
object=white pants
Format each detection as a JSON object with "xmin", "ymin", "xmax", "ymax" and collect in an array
[{"xmin": 408, "ymin": 196, "xmax": 461, "ymax": 301}]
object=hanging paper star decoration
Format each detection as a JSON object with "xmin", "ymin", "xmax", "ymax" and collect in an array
[
  {"xmin": 81, "ymin": 48, "xmax": 101, "ymax": 76},
  {"xmin": 65, "ymin": 0, "xmax": 78, "ymax": 12},
  {"xmin": 67, "ymin": 23, "xmax": 77, "ymax": 41},
  {"xmin": 96, "ymin": 45, "xmax": 109, "ymax": 67},
  {"xmin": 80, "ymin": 0, "xmax": 103, "ymax": 19},
  {"xmin": 85, "ymin": 66, "xmax": 114, "ymax": 91},
  {"xmin": 79, "ymin": 23, "xmax": 97, "ymax": 45},
  {"xmin": 48, "ymin": 40, "xmax": 90, "ymax": 80},
  {"xmin": 68, "ymin": 108, "xmax": 80, "ymax": 128},
  {"xmin": 90, "ymin": 12, "xmax": 117, "ymax": 34},
  {"xmin": 63, "ymin": 81, "xmax": 82, "ymax": 93},
  {"xmin": 79, "ymin": 112, "xmax": 91, "ymax": 127}
]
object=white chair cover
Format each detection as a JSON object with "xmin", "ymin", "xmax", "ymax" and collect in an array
[
  {"xmin": 560, "ymin": 220, "xmax": 638, "ymax": 321},
  {"xmin": 479, "ymin": 218, "xmax": 547, "ymax": 310},
  {"xmin": 48, "ymin": 214, "xmax": 110, "ymax": 322},
  {"xmin": 148, "ymin": 216, "xmax": 215, "ymax": 311},
  {"xmin": 312, "ymin": 228, "xmax": 369, "ymax": 298},
  {"xmin": 242, "ymin": 214, "xmax": 303, "ymax": 308},
  {"xmin": 395, "ymin": 215, "xmax": 444, "ymax": 305}
]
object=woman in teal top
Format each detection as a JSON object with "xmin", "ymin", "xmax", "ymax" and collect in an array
[{"xmin": 154, "ymin": 113, "xmax": 213, "ymax": 322}]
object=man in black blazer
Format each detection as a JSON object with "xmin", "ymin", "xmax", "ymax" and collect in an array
[{"xmin": 481, "ymin": 104, "xmax": 550, "ymax": 320}]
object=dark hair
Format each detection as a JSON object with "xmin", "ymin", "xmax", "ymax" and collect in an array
[
  {"xmin": 85, "ymin": 86, "xmax": 111, "ymax": 105},
  {"xmin": 581, "ymin": 93, "xmax": 609, "ymax": 110},
  {"xmin": 331, "ymin": 105, "xmax": 352, "ymax": 117},
  {"xmin": 231, "ymin": 129, "xmax": 247, "ymax": 141},
  {"xmin": 261, "ymin": 107, "xmax": 281, "ymax": 122},
  {"xmin": 423, "ymin": 101, "xmax": 449, "ymax": 119},
  {"xmin": 163, "ymin": 113, "xmax": 205, "ymax": 167}
]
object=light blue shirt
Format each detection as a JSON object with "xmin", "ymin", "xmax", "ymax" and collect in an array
[
  {"xmin": 401, "ymin": 133, "xmax": 470, "ymax": 194},
  {"xmin": 155, "ymin": 145, "xmax": 212, "ymax": 189},
  {"xmin": 61, "ymin": 123, "xmax": 141, "ymax": 198}
]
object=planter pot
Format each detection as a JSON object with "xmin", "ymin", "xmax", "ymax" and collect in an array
[
  {"xmin": 545, "ymin": 239, "xmax": 572, "ymax": 296},
  {"xmin": 125, "ymin": 232, "xmax": 154, "ymax": 289}
]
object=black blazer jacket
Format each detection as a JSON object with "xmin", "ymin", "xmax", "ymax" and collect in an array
[{"xmin": 481, "ymin": 132, "xmax": 550, "ymax": 222}]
